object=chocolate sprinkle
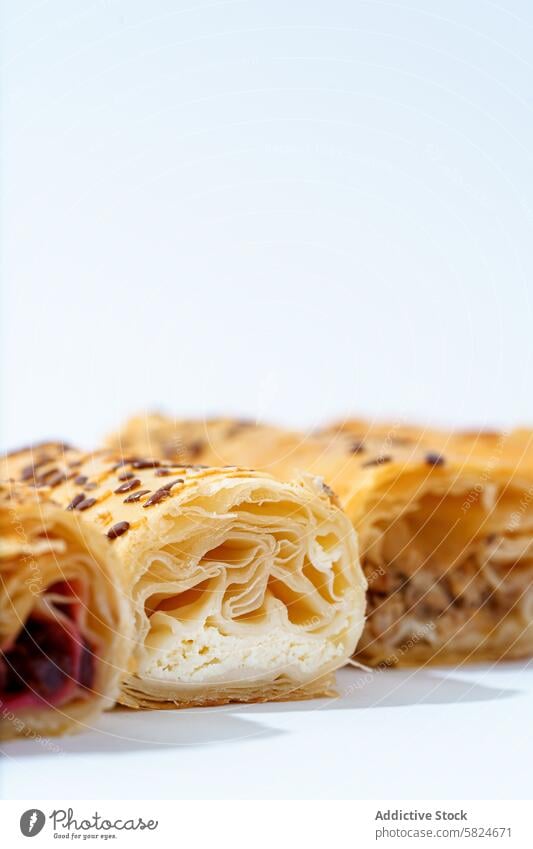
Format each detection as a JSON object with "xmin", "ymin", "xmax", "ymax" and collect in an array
[
  {"xmin": 74, "ymin": 475, "xmax": 88, "ymax": 486},
  {"xmin": 66, "ymin": 493, "xmax": 86, "ymax": 511},
  {"xmin": 131, "ymin": 459, "xmax": 161, "ymax": 469},
  {"xmin": 426, "ymin": 452, "xmax": 445, "ymax": 467},
  {"xmin": 155, "ymin": 468, "xmax": 172, "ymax": 477},
  {"xmin": 75, "ymin": 497, "xmax": 97, "ymax": 511},
  {"xmin": 84, "ymin": 482, "xmax": 98, "ymax": 490},
  {"xmin": 33, "ymin": 467, "xmax": 67, "ymax": 487},
  {"xmin": 123, "ymin": 489, "xmax": 151, "ymax": 504},
  {"xmin": 114, "ymin": 478, "xmax": 141, "ymax": 494},
  {"xmin": 349, "ymin": 440, "xmax": 365, "ymax": 455},
  {"xmin": 117, "ymin": 471, "xmax": 135, "ymax": 481},
  {"xmin": 362, "ymin": 455, "xmax": 392, "ymax": 468},
  {"xmin": 107, "ymin": 521, "xmax": 130, "ymax": 540}
]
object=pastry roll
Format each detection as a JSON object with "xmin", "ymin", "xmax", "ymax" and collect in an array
[
  {"xmin": 3, "ymin": 444, "xmax": 365, "ymax": 709},
  {"xmin": 0, "ymin": 478, "xmax": 129, "ymax": 740},
  {"xmin": 108, "ymin": 414, "xmax": 533, "ymax": 666}
]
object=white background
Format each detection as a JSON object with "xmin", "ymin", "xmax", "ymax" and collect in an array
[
  {"xmin": 2, "ymin": 0, "xmax": 533, "ymax": 450},
  {"xmin": 1, "ymin": 0, "xmax": 533, "ymax": 802}
]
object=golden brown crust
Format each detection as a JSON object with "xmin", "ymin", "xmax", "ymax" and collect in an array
[
  {"xmin": 120, "ymin": 674, "xmax": 337, "ymax": 711},
  {"xmin": 106, "ymin": 415, "xmax": 533, "ymax": 667},
  {"xmin": 2, "ymin": 443, "xmax": 342, "ymax": 559},
  {"xmin": 0, "ymin": 479, "xmax": 130, "ymax": 739},
  {"xmin": 2, "ymin": 443, "xmax": 366, "ymax": 709}
]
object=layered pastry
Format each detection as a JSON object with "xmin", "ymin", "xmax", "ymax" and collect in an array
[
  {"xmin": 108, "ymin": 415, "xmax": 533, "ymax": 666},
  {"xmin": 0, "ymin": 479, "xmax": 129, "ymax": 739},
  {"xmin": 3, "ymin": 444, "xmax": 365, "ymax": 709}
]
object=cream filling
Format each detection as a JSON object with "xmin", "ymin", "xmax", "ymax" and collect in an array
[{"xmin": 140, "ymin": 622, "xmax": 346, "ymax": 685}]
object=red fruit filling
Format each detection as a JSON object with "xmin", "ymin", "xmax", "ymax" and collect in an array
[{"xmin": 0, "ymin": 582, "xmax": 95, "ymax": 710}]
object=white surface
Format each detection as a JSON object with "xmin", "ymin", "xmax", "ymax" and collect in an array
[
  {"xmin": 1, "ymin": 0, "xmax": 533, "ymax": 450},
  {"xmin": 2, "ymin": 0, "xmax": 533, "ymax": 803},
  {"xmin": 2, "ymin": 663, "xmax": 532, "ymax": 800}
]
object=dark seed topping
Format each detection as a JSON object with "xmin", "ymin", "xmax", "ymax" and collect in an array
[
  {"xmin": 362, "ymin": 455, "xmax": 392, "ymax": 468},
  {"xmin": 75, "ymin": 497, "xmax": 97, "ymax": 511},
  {"xmin": 117, "ymin": 471, "xmax": 135, "ymax": 481},
  {"xmin": 155, "ymin": 468, "xmax": 172, "ymax": 477},
  {"xmin": 114, "ymin": 478, "xmax": 141, "ymax": 494},
  {"xmin": 66, "ymin": 493, "xmax": 86, "ymax": 511},
  {"xmin": 19, "ymin": 455, "xmax": 54, "ymax": 481},
  {"xmin": 35, "ymin": 466, "xmax": 58, "ymax": 482},
  {"xmin": 349, "ymin": 440, "xmax": 365, "ymax": 455},
  {"xmin": 107, "ymin": 521, "xmax": 130, "ymax": 540},
  {"xmin": 142, "ymin": 478, "xmax": 184, "ymax": 507},
  {"xmin": 426, "ymin": 452, "xmax": 445, "ymax": 467},
  {"xmin": 111, "ymin": 457, "xmax": 137, "ymax": 471},
  {"xmin": 143, "ymin": 490, "xmax": 170, "ymax": 507},
  {"xmin": 123, "ymin": 489, "xmax": 151, "ymax": 504},
  {"xmin": 131, "ymin": 459, "xmax": 161, "ymax": 469},
  {"xmin": 160, "ymin": 478, "xmax": 184, "ymax": 491},
  {"xmin": 74, "ymin": 475, "xmax": 88, "ymax": 486},
  {"xmin": 84, "ymin": 482, "xmax": 98, "ymax": 490}
]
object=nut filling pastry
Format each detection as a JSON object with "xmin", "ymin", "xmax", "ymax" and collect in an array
[
  {"xmin": 3, "ymin": 444, "xmax": 366, "ymax": 711},
  {"xmin": 109, "ymin": 415, "xmax": 533, "ymax": 666},
  {"xmin": 0, "ymin": 482, "xmax": 130, "ymax": 739}
]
